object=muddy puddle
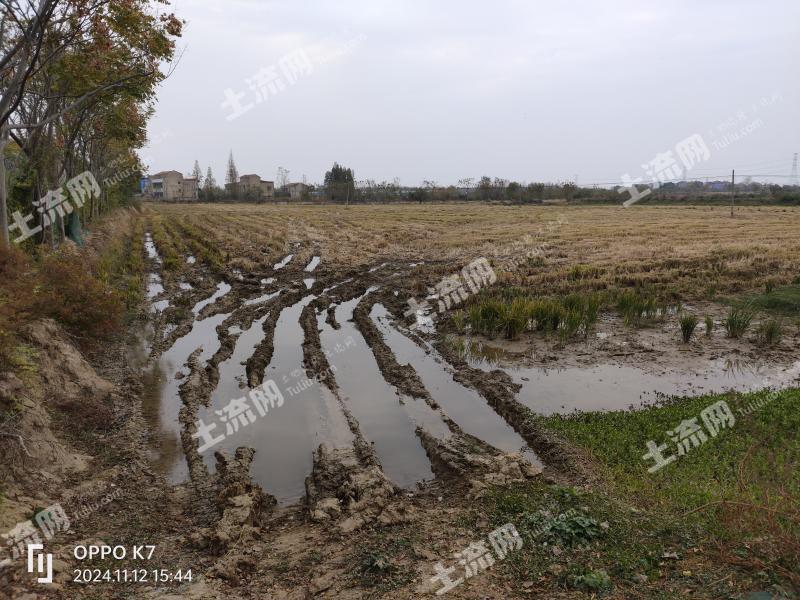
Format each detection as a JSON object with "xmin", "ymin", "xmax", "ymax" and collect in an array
[
  {"xmin": 274, "ymin": 254, "xmax": 293, "ymax": 270},
  {"xmin": 368, "ymin": 262, "xmax": 389, "ymax": 273},
  {"xmin": 147, "ymin": 274, "xmax": 169, "ymax": 313},
  {"xmin": 459, "ymin": 339, "xmax": 800, "ymax": 415},
  {"xmin": 319, "ymin": 297, "xmax": 438, "ymax": 488},
  {"xmin": 147, "ymin": 273, "xmax": 164, "ymax": 299},
  {"xmin": 144, "ymin": 303, "xmax": 231, "ymax": 481},
  {"xmin": 199, "ymin": 295, "xmax": 354, "ymax": 505},
  {"xmin": 370, "ymin": 305, "xmax": 538, "ymax": 466},
  {"xmin": 144, "ymin": 233, "xmax": 160, "ymax": 262},
  {"xmin": 243, "ymin": 290, "xmax": 281, "ymax": 306},
  {"xmin": 192, "ymin": 282, "xmax": 231, "ymax": 315},
  {"xmin": 304, "ymin": 256, "xmax": 320, "ymax": 271}
]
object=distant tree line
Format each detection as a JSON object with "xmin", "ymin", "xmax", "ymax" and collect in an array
[{"xmin": 183, "ymin": 157, "xmax": 800, "ymax": 206}]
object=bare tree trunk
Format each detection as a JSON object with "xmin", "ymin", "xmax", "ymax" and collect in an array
[{"xmin": 0, "ymin": 126, "xmax": 9, "ymax": 246}]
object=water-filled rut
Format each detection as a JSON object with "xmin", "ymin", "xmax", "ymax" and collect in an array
[
  {"xmin": 199, "ymin": 295, "xmax": 355, "ymax": 505},
  {"xmin": 318, "ymin": 296, "xmax": 436, "ymax": 489},
  {"xmin": 370, "ymin": 304, "xmax": 539, "ymax": 466}
]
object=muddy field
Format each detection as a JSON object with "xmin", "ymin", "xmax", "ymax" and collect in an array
[
  {"xmin": 3, "ymin": 202, "xmax": 799, "ymax": 599},
  {"xmin": 137, "ymin": 203, "xmax": 800, "ymax": 500}
]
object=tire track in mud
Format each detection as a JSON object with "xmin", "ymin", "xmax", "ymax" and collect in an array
[
  {"xmin": 430, "ymin": 339, "xmax": 584, "ymax": 477},
  {"xmin": 317, "ymin": 292, "xmax": 437, "ymax": 489},
  {"xmin": 245, "ymin": 288, "xmax": 303, "ymax": 387},
  {"xmin": 299, "ymin": 300, "xmax": 376, "ymax": 465},
  {"xmin": 299, "ymin": 298, "xmax": 406, "ymax": 528},
  {"xmin": 145, "ymin": 242, "xmax": 548, "ymax": 525},
  {"xmin": 369, "ymin": 303, "xmax": 540, "ymax": 462},
  {"xmin": 353, "ymin": 294, "xmax": 543, "ymax": 484},
  {"xmin": 198, "ymin": 287, "xmax": 365, "ymax": 506}
]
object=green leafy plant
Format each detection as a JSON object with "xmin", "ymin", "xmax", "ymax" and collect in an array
[
  {"xmin": 451, "ymin": 309, "xmax": 466, "ymax": 334},
  {"xmin": 569, "ymin": 568, "xmax": 613, "ymax": 592},
  {"xmin": 614, "ymin": 289, "xmax": 667, "ymax": 327}
]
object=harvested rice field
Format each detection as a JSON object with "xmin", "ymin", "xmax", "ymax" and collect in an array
[
  {"xmin": 128, "ymin": 202, "xmax": 799, "ymax": 598},
  {"xmin": 6, "ymin": 203, "xmax": 798, "ymax": 599}
]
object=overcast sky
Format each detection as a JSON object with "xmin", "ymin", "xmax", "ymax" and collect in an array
[{"xmin": 141, "ymin": 0, "xmax": 800, "ymax": 187}]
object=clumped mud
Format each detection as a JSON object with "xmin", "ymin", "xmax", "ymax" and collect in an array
[
  {"xmin": 304, "ymin": 444, "xmax": 409, "ymax": 534},
  {"xmin": 300, "ymin": 301, "xmax": 337, "ymax": 391},
  {"xmin": 417, "ymin": 429, "xmax": 541, "ymax": 496}
]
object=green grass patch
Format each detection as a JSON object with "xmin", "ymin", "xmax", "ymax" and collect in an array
[
  {"xmin": 538, "ymin": 388, "xmax": 800, "ymax": 515},
  {"xmin": 744, "ymin": 284, "xmax": 800, "ymax": 315},
  {"xmin": 464, "ymin": 290, "xmax": 604, "ymax": 341},
  {"xmin": 483, "ymin": 480, "xmax": 674, "ymax": 591},
  {"xmin": 536, "ymin": 388, "xmax": 800, "ymax": 585}
]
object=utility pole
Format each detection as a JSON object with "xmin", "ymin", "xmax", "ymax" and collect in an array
[{"xmin": 730, "ymin": 169, "xmax": 735, "ymax": 218}]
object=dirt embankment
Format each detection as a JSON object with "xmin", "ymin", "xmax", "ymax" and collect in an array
[{"xmin": 0, "ymin": 318, "xmax": 214, "ymax": 597}]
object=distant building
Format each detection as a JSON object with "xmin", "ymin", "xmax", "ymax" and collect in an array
[
  {"xmin": 286, "ymin": 182, "xmax": 309, "ymax": 200},
  {"xmin": 144, "ymin": 170, "xmax": 197, "ymax": 200},
  {"xmin": 238, "ymin": 174, "xmax": 274, "ymax": 199},
  {"xmin": 184, "ymin": 177, "xmax": 198, "ymax": 200}
]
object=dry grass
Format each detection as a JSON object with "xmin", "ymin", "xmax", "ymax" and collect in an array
[
  {"xmin": 146, "ymin": 203, "xmax": 800, "ymax": 300},
  {"xmin": 0, "ymin": 208, "xmax": 144, "ymax": 368}
]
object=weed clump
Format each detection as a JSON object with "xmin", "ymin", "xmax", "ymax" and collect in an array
[
  {"xmin": 35, "ymin": 250, "xmax": 124, "ymax": 341},
  {"xmin": 568, "ymin": 568, "xmax": 613, "ymax": 593},
  {"xmin": 679, "ymin": 314, "xmax": 698, "ymax": 343},
  {"xmin": 704, "ymin": 315, "xmax": 714, "ymax": 337},
  {"xmin": 450, "ymin": 309, "xmax": 466, "ymax": 334},
  {"xmin": 465, "ymin": 291, "xmax": 604, "ymax": 341},
  {"xmin": 0, "ymin": 246, "xmax": 33, "ymax": 369},
  {"xmin": 613, "ymin": 288, "xmax": 677, "ymax": 327},
  {"xmin": 724, "ymin": 307, "xmax": 754, "ymax": 339},
  {"xmin": 756, "ymin": 318, "xmax": 782, "ymax": 347}
]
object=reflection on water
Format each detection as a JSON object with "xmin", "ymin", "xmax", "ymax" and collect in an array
[
  {"xmin": 451, "ymin": 337, "xmax": 510, "ymax": 369},
  {"xmin": 192, "ymin": 282, "xmax": 231, "ymax": 315},
  {"xmin": 372, "ymin": 305, "xmax": 540, "ymax": 467},
  {"xmin": 144, "ymin": 233, "xmax": 160, "ymax": 262},
  {"xmin": 274, "ymin": 254, "xmax": 293, "ymax": 270},
  {"xmin": 243, "ymin": 290, "xmax": 280, "ymax": 306},
  {"xmin": 320, "ymin": 297, "xmax": 436, "ymax": 488},
  {"xmin": 141, "ymin": 276, "xmax": 233, "ymax": 482},
  {"xmin": 456, "ymin": 338, "xmax": 799, "ymax": 415},
  {"xmin": 304, "ymin": 256, "xmax": 320, "ymax": 272},
  {"xmin": 200, "ymin": 295, "xmax": 355, "ymax": 505}
]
